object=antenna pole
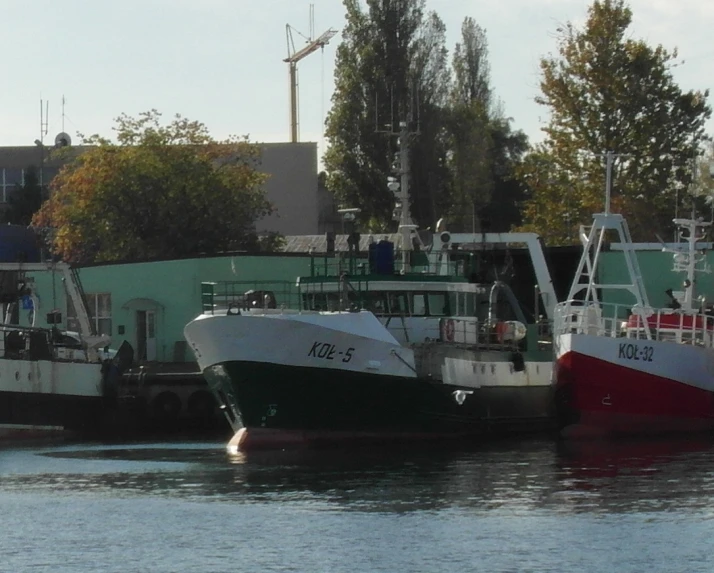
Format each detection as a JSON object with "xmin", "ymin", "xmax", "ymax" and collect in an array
[
  {"xmin": 399, "ymin": 121, "xmax": 411, "ymax": 272},
  {"xmin": 690, "ymin": 150, "xmax": 698, "ymax": 219},
  {"xmin": 605, "ymin": 150, "xmax": 613, "ymax": 215},
  {"xmin": 38, "ymin": 98, "xmax": 49, "ymax": 191}
]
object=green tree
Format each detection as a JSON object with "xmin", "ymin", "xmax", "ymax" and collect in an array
[
  {"xmin": 445, "ymin": 18, "xmax": 529, "ymax": 232},
  {"xmin": 482, "ymin": 118, "xmax": 529, "ymax": 231},
  {"xmin": 519, "ymin": 0, "xmax": 711, "ymax": 244},
  {"xmin": 324, "ymin": 0, "xmax": 451, "ymax": 231},
  {"xmin": 32, "ymin": 110, "xmax": 273, "ymax": 263},
  {"xmin": 445, "ymin": 17, "xmax": 493, "ymax": 232},
  {"xmin": 695, "ymin": 141, "xmax": 714, "ymax": 205},
  {"xmin": 5, "ymin": 165, "xmax": 43, "ymax": 225}
]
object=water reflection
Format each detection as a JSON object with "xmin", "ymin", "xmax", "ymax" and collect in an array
[
  {"xmin": 2, "ymin": 436, "xmax": 714, "ymax": 516},
  {"xmin": 553, "ymin": 437, "xmax": 714, "ymax": 514}
]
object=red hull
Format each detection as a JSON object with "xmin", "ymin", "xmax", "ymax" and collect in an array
[
  {"xmin": 0, "ymin": 424, "xmax": 68, "ymax": 443},
  {"xmin": 555, "ymin": 351, "xmax": 714, "ymax": 438}
]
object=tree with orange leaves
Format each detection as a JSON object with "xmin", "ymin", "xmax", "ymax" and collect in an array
[{"xmin": 33, "ymin": 110, "xmax": 274, "ymax": 263}]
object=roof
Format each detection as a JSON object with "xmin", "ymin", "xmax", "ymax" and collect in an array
[{"xmin": 0, "ymin": 145, "xmax": 92, "ymax": 169}]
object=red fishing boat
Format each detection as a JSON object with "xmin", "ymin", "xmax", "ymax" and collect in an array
[{"xmin": 553, "ymin": 156, "xmax": 714, "ymax": 438}]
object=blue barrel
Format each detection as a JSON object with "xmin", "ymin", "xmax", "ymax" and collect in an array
[{"xmin": 368, "ymin": 240, "xmax": 394, "ymax": 275}]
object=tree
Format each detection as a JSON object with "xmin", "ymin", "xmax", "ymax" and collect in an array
[
  {"xmin": 482, "ymin": 118, "xmax": 529, "ymax": 231},
  {"xmin": 32, "ymin": 110, "xmax": 273, "ymax": 263},
  {"xmin": 518, "ymin": 0, "xmax": 711, "ymax": 244},
  {"xmin": 444, "ymin": 17, "xmax": 494, "ymax": 232},
  {"xmin": 323, "ymin": 0, "xmax": 451, "ymax": 231},
  {"xmin": 695, "ymin": 141, "xmax": 714, "ymax": 205},
  {"xmin": 445, "ymin": 18, "xmax": 529, "ymax": 232},
  {"xmin": 5, "ymin": 165, "xmax": 43, "ymax": 225}
]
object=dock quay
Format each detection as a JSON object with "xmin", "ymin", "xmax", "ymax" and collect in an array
[{"xmin": 106, "ymin": 363, "xmax": 227, "ymax": 436}]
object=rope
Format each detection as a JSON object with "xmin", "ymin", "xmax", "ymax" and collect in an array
[{"xmin": 390, "ymin": 348, "xmax": 417, "ymax": 374}]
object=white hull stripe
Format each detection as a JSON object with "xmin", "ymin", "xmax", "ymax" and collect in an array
[{"xmin": 556, "ymin": 333, "xmax": 714, "ymax": 392}]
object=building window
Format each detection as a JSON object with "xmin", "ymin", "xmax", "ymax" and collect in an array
[
  {"xmin": 0, "ymin": 168, "xmax": 23, "ymax": 203},
  {"xmin": 67, "ymin": 293, "xmax": 112, "ymax": 336}
]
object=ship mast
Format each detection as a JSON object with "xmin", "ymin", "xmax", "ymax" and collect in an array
[
  {"xmin": 670, "ymin": 217, "xmax": 711, "ymax": 312},
  {"xmin": 666, "ymin": 153, "xmax": 712, "ymax": 313},
  {"xmin": 395, "ymin": 121, "xmax": 417, "ymax": 273}
]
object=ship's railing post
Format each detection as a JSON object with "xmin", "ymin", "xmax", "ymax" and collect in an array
[{"xmin": 201, "ymin": 282, "xmax": 216, "ymax": 315}]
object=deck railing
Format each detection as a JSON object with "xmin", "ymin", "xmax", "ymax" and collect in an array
[
  {"xmin": 553, "ymin": 300, "xmax": 714, "ymax": 347},
  {"xmin": 200, "ymin": 281, "xmax": 301, "ymax": 314},
  {"xmin": 307, "ymin": 252, "xmax": 465, "ymax": 278},
  {"xmin": 0, "ymin": 324, "xmax": 93, "ymax": 362},
  {"xmin": 200, "ymin": 281, "xmax": 551, "ymax": 352}
]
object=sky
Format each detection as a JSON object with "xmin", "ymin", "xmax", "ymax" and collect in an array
[{"xmin": 1, "ymin": 0, "xmax": 713, "ymax": 165}]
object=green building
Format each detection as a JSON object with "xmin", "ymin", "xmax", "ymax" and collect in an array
[
  {"xmin": 28, "ymin": 253, "xmax": 315, "ymax": 365},
  {"xmin": 598, "ymin": 243, "xmax": 714, "ymax": 310},
  {"xmin": 22, "ymin": 238, "xmax": 710, "ymax": 369}
]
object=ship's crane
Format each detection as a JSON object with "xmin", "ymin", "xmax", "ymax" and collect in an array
[{"xmin": 284, "ymin": 9, "xmax": 337, "ymax": 143}]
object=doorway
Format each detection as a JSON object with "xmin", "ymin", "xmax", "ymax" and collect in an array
[{"xmin": 136, "ymin": 310, "xmax": 157, "ymax": 362}]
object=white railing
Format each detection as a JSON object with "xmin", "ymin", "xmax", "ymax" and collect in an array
[
  {"xmin": 553, "ymin": 300, "xmax": 714, "ymax": 347},
  {"xmin": 0, "ymin": 324, "xmax": 95, "ymax": 362},
  {"xmin": 383, "ymin": 316, "xmax": 545, "ymax": 350}
]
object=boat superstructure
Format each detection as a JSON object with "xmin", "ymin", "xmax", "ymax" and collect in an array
[{"xmin": 0, "ymin": 261, "xmax": 115, "ymax": 439}]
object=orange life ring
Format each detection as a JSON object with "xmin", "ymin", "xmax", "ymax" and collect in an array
[{"xmin": 443, "ymin": 319, "xmax": 455, "ymax": 342}]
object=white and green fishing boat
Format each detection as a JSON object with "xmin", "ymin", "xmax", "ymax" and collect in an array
[{"xmin": 185, "ymin": 128, "xmax": 558, "ymax": 451}]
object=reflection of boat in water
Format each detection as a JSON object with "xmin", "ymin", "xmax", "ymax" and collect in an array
[
  {"xmin": 185, "ymin": 126, "xmax": 558, "ymax": 451},
  {"xmin": 557, "ymin": 437, "xmax": 714, "ymax": 478},
  {"xmin": 554, "ymin": 436, "xmax": 714, "ymax": 514},
  {"xmin": 554, "ymin": 156, "xmax": 714, "ymax": 438}
]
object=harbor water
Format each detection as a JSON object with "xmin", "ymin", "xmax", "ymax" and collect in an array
[{"xmin": 1, "ymin": 436, "xmax": 713, "ymax": 572}]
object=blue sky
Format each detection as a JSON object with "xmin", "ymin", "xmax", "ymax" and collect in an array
[{"xmin": 2, "ymin": 0, "xmax": 712, "ymax": 163}]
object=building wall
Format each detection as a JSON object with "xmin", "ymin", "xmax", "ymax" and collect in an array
[
  {"xmin": 597, "ymin": 248, "xmax": 714, "ymax": 309},
  {"xmin": 28, "ymin": 254, "xmax": 315, "ymax": 364},
  {"xmin": 256, "ymin": 143, "xmax": 319, "ymax": 235},
  {"xmin": 0, "ymin": 145, "xmax": 80, "ymax": 204},
  {"xmin": 0, "ymin": 142, "xmax": 321, "ymax": 235}
]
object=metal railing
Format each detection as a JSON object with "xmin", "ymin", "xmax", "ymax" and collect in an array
[
  {"xmin": 0, "ymin": 324, "xmax": 94, "ymax": 362},
  {"xmin": 381, "ymin": 314, "xmax": 548, "ymax": 351},
  {"xmin": 201, "ymin": 281, "xmax": 302, "ymax": 315},
  {"xmin": 307, "ymin": 252, "xmax": 465, "ymax": 278},
  {"xmin": 553, "ymin": 300, "xmax": 714, "ymax": 347}
]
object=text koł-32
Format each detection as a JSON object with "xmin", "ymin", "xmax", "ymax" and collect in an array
[{"xmin": 618, "ymin": 342, "xmax": 654, "ymax": 362}]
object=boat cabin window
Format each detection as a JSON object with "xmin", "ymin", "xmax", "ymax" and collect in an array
[
  {"xmin": 364, "ymin": 292, "xmax": 387, "ymax": 313},
  {"xmin": 303, "ymin": 289, "xmax": 460, "ymax": 317},
  {"xmin": 387, "ymin": 293, "xmax": 408, "ymax": 315},
  {"xmin": 411, "ymin": 293, "xmax": 426, "ymax": 316},
  {"xmin": 463, "ymin": 292, "xmax": 476, "ymax": 317},
  {"xmin": 303, "ymin": 292, "xmax": 344, "ymax": 311},
  {"xmin": 427, "ymin": 293, "xmax": 450, "ymax": 317}
]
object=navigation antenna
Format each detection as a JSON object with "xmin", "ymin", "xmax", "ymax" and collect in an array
[
  {"xmin": 40, "ymin": 99, "xmax": 49, "ymax": 143},
  {"xmin": 35, "ymin": 99, "xmax": 50, "ymax": 189},
  {"xmin": 284, "ymin": 6, "xmax": 337, "ymax": 143},
  {"xmin": 378, "ymin": 85, "xmax": 422, "ymax": 273}
]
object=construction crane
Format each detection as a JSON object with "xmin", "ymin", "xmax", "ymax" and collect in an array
[{"xmin": 284, "ymin": 8, "xmax": 337, "ymax": 143}]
